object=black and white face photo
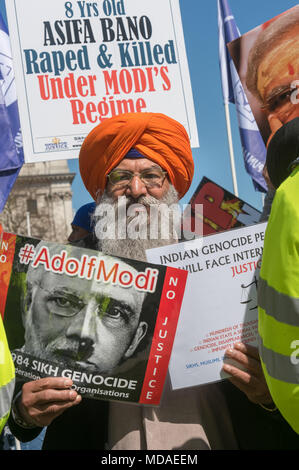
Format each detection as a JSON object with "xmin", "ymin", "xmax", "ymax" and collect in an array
[{"xmin": 23, "ymin": 248, "xmax": 148, "ymax": 374}]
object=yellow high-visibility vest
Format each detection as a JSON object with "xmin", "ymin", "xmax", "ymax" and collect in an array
[
  {"xmin": 0, "ymin": 316, "xmax": 15, "ymax": 434},
  {"xmin": 258, "ymin": 166, "xmax": 299, "ymax": 434}
]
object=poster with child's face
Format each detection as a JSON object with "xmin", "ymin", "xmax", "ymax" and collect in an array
[{"xmin": 228, "ymin": 5, "xmax": 299, "ymax": 146}]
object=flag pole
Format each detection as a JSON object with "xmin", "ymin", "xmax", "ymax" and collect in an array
[
  {"xmin": 224, "ymin": 102, "xmax": 239, "ymax": 197},
  {"xmin": 218, "ymin": 0, "xmax": 267, "ymax": 196},
  {"xmin": 26, "ymin": 211, "xmax": 31, "ymax": 237}
]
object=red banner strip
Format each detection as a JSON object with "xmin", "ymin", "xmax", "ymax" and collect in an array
[
  {"xmin": 0, "ymin": 232, "xmax": 17, "ymax": 320},
  {"xmin": 139, "ymin": 266, "xmax": 188, "ymax": 405}
]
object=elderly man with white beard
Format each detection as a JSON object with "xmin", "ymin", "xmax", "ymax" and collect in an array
[
  {"xmin": 13, "ymin": 112, "xmax": 285, "ymax": 450},
  {"xmin": 93, "ymin": 162, "xmax": 181, "ymax": 262}
]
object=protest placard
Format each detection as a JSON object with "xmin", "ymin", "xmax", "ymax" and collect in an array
[
  {"xmin": 147, "ymin": 222, "xmax": 267, "ymax": 390},
  {"xmin": 0, "ymin": 232, "xmax": 187, "ymax": 405},
  {"xmin": 183, "ymin": 176, "xmax": 261, "ymax": 236},
  {"xmin": 227, "ymin": 5, "xmax": 299, "ymax": 146},
  {"xmin": 6, "ymin": 0, "xmax": 198, "ymax": 162}
]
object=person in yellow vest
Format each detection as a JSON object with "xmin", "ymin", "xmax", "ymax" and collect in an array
[
  {"xmin": 0, "ymin": 223, "xmax": 15, "ymax": 435},
  {"xmin": 0, "ymin": 316, "xmax": 15, "ymax": 434},
  {"xmin": 258, "ymin": 117, "xmax": 299, "ymax": 434}
]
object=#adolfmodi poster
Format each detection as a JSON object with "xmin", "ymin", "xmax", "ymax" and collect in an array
[
  {"xmin": 147, "ymin": 222, "xmax": 267, "ymax": 390},
  {"xmin": 5, "ymin": 0, "xmax": 198, "ymax": 163},
  {"xmin": 0, "ymin": 232, "xmax": 187, "ymax": 405}
]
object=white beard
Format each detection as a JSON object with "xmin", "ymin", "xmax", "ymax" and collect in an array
[{"xmin": 93, "ymin": 185, "xmax": 181, "ymax": 262}]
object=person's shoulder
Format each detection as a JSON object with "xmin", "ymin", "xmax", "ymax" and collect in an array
[
  {"xmin": 275, "ymin": 167, "xmax": 299, "ymax": 215},
  {"xmin": 277, "ymin": 166, "xmax": 299, "ymax": 194},
  {"xmin": 70, "ymin": 232, "xmax": 99, "ymax": 250}
]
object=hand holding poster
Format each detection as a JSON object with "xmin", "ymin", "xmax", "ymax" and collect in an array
[
  {"xmin": 6, "ymin": 0, "xmax": 198, "ymax": 162},
  {"xmin": 147, "ymin": 222, "xmax": 267, "ymax": 390},
  {"xmin": 0, "ymin": 232, "xmax": 187, "ymax": 405}
]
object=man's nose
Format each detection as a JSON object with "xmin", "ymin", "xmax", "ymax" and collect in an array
[
  {"xmin": 125, "ymin": 175, "xmax": 147, "ymax": 199},
  {"xmin": 65, "ymin": 306, "xmax": 96, "ymax": 359}
]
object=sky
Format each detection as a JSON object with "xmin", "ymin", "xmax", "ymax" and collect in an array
[{"xmin": 1, "ymin": 0, "xmax": 298, "ymax": 214}]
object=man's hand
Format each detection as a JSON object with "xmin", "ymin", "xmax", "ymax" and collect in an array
[
  {"xmin": 222, "ymin": 343, "xmax": 273, "ymax": 405},
  {"xmin": 17, "ymin": 377, "xmax": 82, "ymax": 427}
]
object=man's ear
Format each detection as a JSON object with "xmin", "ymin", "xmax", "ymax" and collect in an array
[
  {"xmin": 266, "ymin": 114, "xmax": 283, "ymax": 147},
  {"xmin": 95, "ymin": 187, "xmax": 104, "ymax": 204},
  {"xmin": 124, "ymin": 322, "xmax": 148, "ymax": 359}
]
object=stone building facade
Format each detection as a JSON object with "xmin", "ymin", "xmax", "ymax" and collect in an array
[{"xmin": 0, "ymin": 161, "xmax": 75, "ymax": 242}]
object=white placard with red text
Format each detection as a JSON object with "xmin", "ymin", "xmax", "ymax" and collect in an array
[
  {"xmin": 6, "ymin": 0, "xmax": 199, "ymax": 163},
  {"xmin": 146, "ymin": 222, "xmax": 267, "ymax": 390}
]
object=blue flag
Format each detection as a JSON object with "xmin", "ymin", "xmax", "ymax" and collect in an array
[
  {"xmin": 0, "ymin": 12, "xmax": 24, "ymax": 212},
  {"xmin": 218, "ymin": 0, "xmax": 267, "ymax": 192}
]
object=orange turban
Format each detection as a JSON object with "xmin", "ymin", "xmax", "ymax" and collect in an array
[{"xmin": 79, "ymin": 112, "xmax": 194, "ymax": 200}]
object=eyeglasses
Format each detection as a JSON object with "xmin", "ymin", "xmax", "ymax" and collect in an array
[
  {"xmin": 107, "ymin": 168, "xmax": 167, "ymax": 189},
  {"xmin": 34, "ymin": 285, "xmax": 133, "ymax": 322},
  {"xmin": 261, "ymin": 85, "xmax": 296, "ymax": 113}
]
